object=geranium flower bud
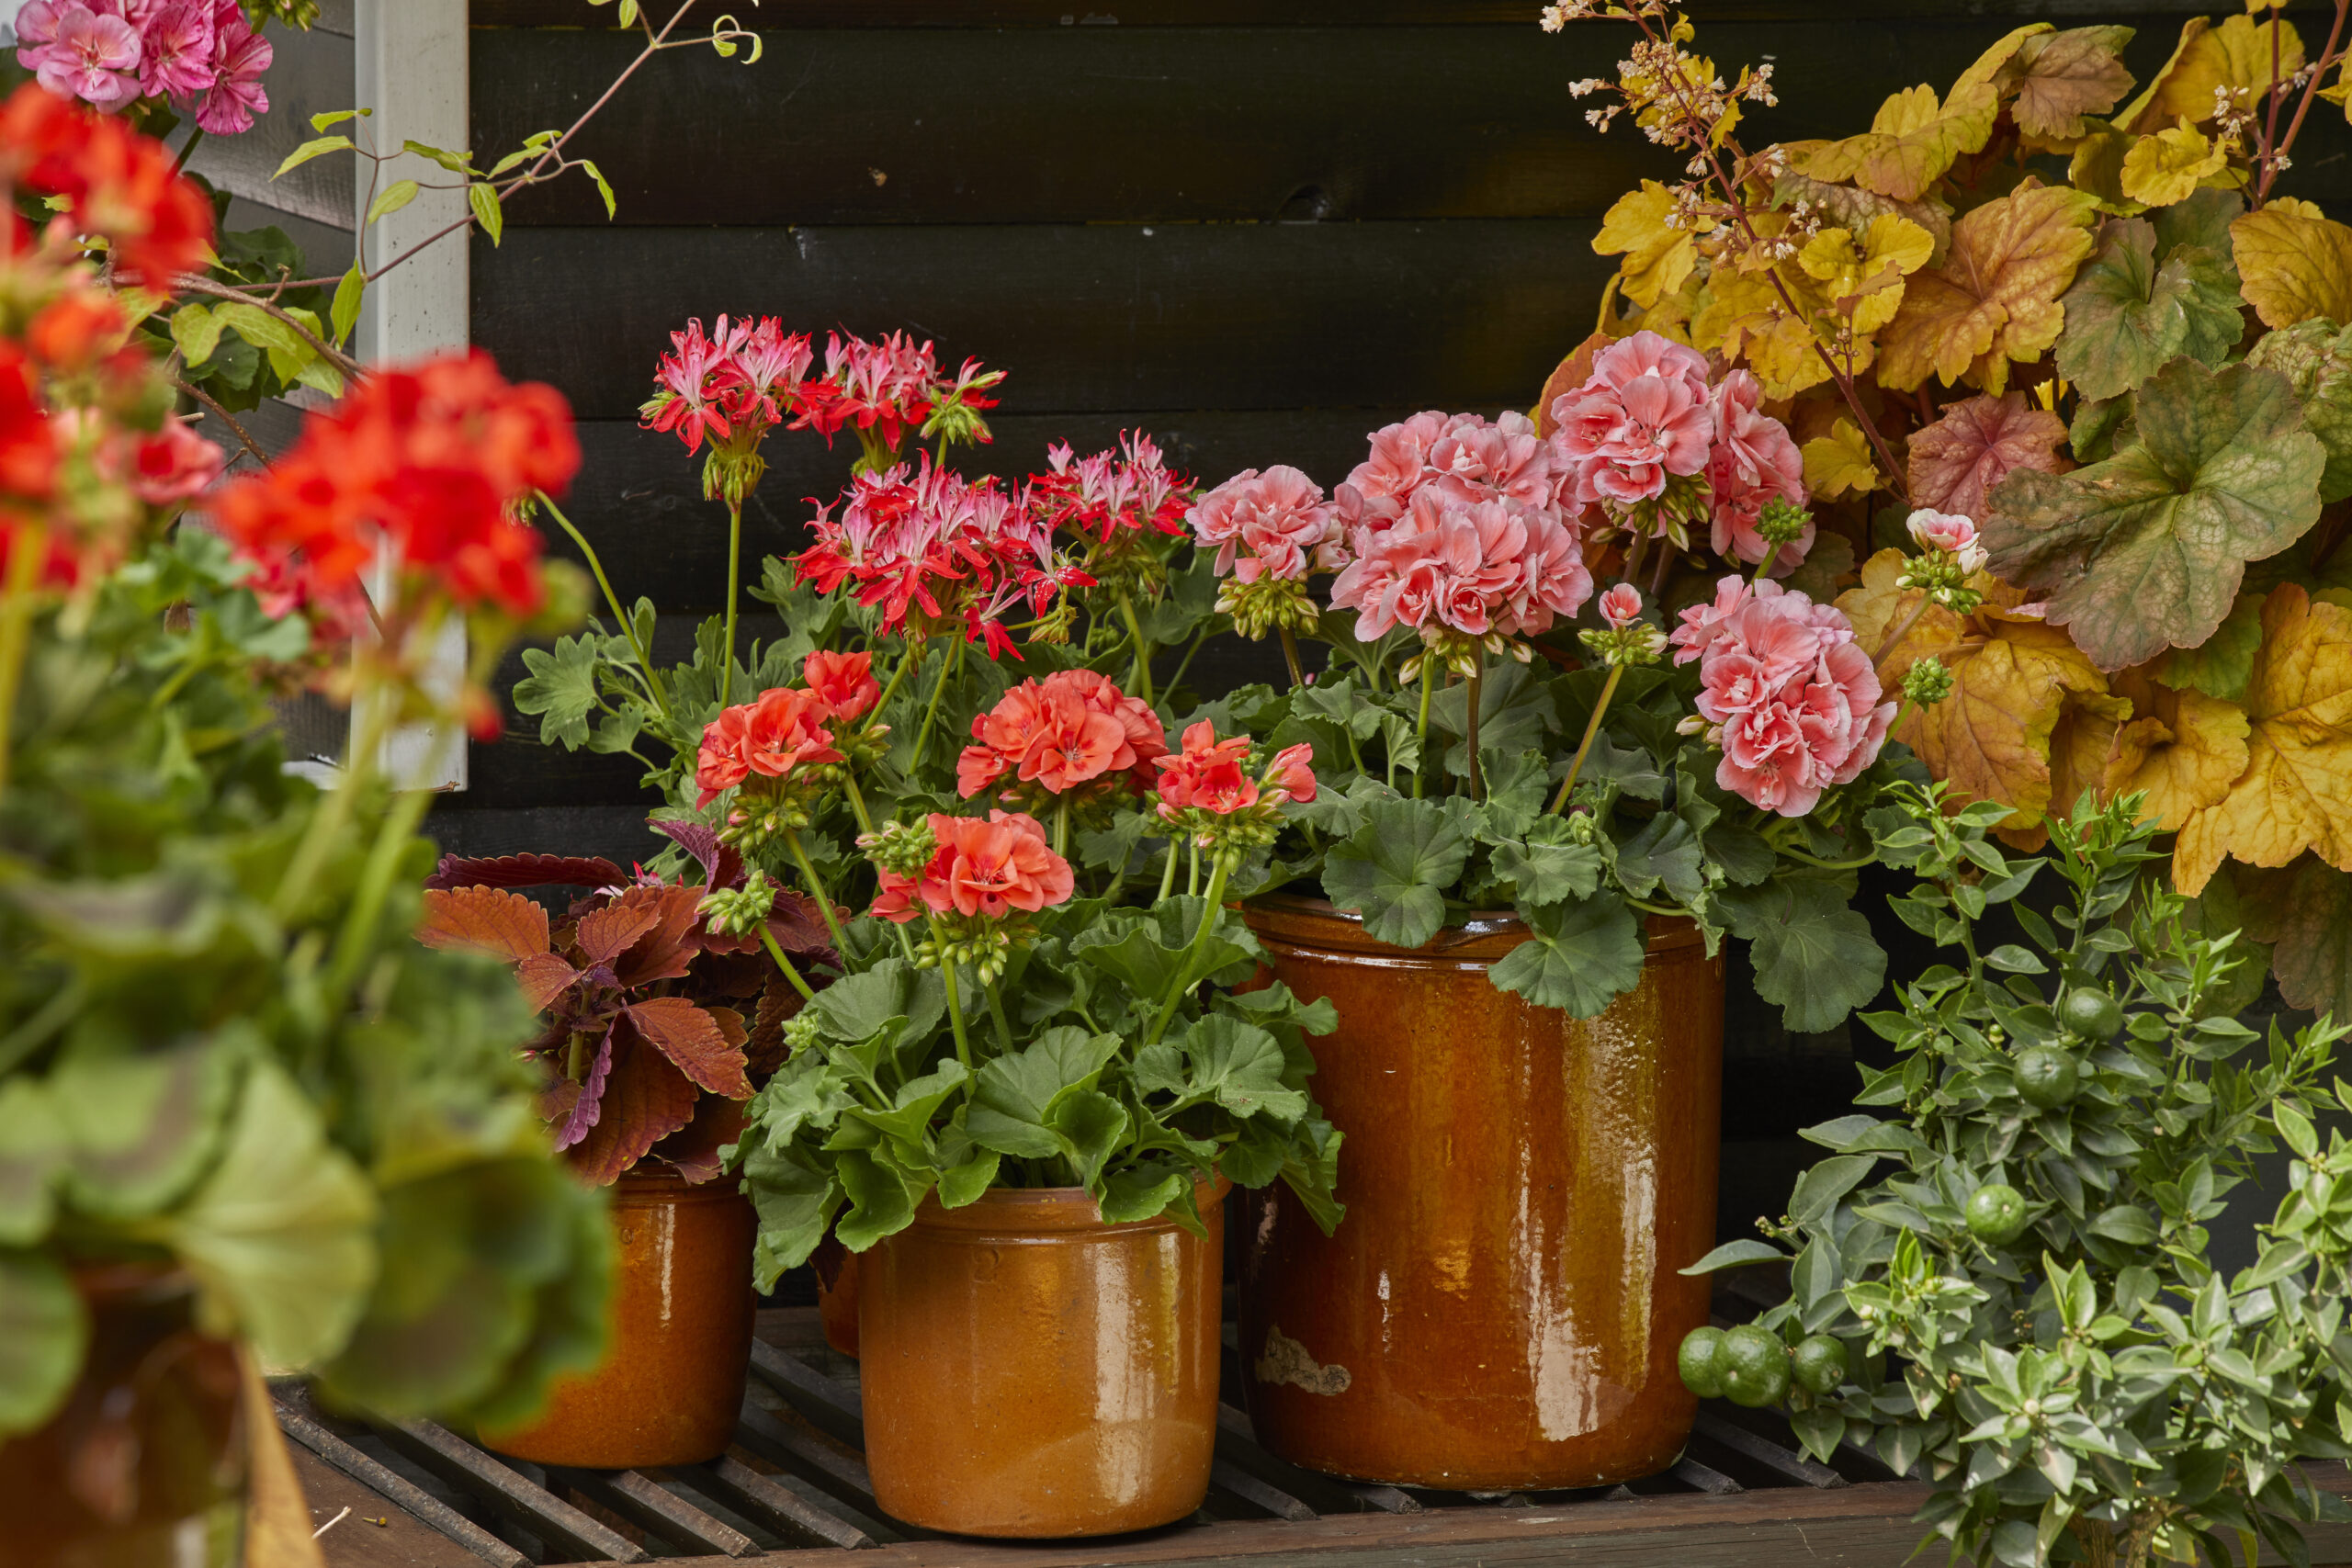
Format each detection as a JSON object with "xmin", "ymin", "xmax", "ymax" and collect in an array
[{"xmin": 1903, "ymin": 656, "xmax": 1956, "ymax": 707}]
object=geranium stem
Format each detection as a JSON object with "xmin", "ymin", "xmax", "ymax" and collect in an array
[
  {"xmin": 1465, "ymin": 655, "xmax": 1486, "ymax": 802},
  {"xmin": 842, "ymin": 773, "xmax": 876, "ymax": 837},
  {"xmin": 1116, "ymin": 589, "xmax": 1154, "ymax": 705},
  {"xmin": 0, "ymin": 520, "xmax": 49, "ymax": 799},
  {"xmin": 1412, "ymin": 658, "xmax": 1435, "ymax": 800},
  {"xmin": 539, "ymin": 491, "xmax": 667, "ymax": 719},
  {"xmin": 784, "ymin": 829, "xmax": 853, "ymax": 956},
  {"xmin": 938, "ymin": 948, "xmax": 975, "ymax": 1077},
  {"xmin": 1188, "ymin": 840, "xmax": 1200, "ymax": 897},
  {"xmin": 1752, "ymin": 541, "xmax": 1781, "ymax": 583},
  {"xmin": 984, "ymin": 982, "xmax": 1014, "ymax": 1053},
  {"xmin": 1157, "ymin": 837, "xmax": 1179, "ymax": 901},
  {"xmin": 719, "ymin": 498, "xmax": 743, "ymax": 708},
  {"xmin": 1146, "ymin": 855, "xmax": 1231, "ymax": 1046},
  {"xmin": 759, "ymin": 924, "xmax": 818, "ymax": 1002},
  {"xmin": 911, "ymin": 637, "xmax": 958, "ymax": 772},
  {"xmin": 1552, "ymin": 662, "xmax": 1625, "ymax": 815},
  {"xmin": 1278, "ymin": 626, "xmax": 1306, "ymax": 689},
  {"xmin": 1054, "ymin": 795, "xmax": 1070, "ymax": 859},
  {"xmin": 872, "ymin": 640, "xmax": 920, "ymax": 718},
  {"xmin": 323, "ymin": 782, "xmax": 433, "ymax": 997}
]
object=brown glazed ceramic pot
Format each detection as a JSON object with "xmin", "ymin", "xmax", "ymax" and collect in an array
[
  {"xmin": 812, "ymin": 1236, "xmax": 859, "ymax": 1358},
  {"xmin": 481, "ymin": 1166, "xmax": 756, "ymax": 1468},
  {"xmin": 1239, "ymin": 896, "xmax": 1724, "ymax": 1490},
  {"xmin": 2, "ymin": 1265, "xmax": 250, "ymax": 1568},
  {"xmin": 860, "ymin": 1178, "xmax": 1228, "ymax": 1537}
]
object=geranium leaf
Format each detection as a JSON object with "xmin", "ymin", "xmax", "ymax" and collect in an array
[
  {"xmin": 1318, "ymin": 797, "xmax": 1469, "ymax": 951},
  {"xmin": 511, "ymin": 636, "xmax": 602, "ymax": 748},
  {"xmin": 1046, "ymin": 1090, "xmax": 1128, "ymax": 1190},
  {"xmin": 2246, "ymin": 319, "xmax": 2352, "ymax": 503},
  {"xmin": 159, "ymin": 1063, "xmax": 378, "ymax": 1370},
  {"xmin": 1487, "ymin": 893, "xmax": 1645, "ymax": 1018},
  {"xmin": 1490, "ymin": 821, "xmax": 1606, "ymax": 908},
  {"xmin": 833, "ymin": 1148, "xmax": 920, "ymax": 1251},
  {"xmin": 1983, "ymin": 357, "xmax": 2324, "ymax": 671},
  {"xmin": 52, "ymin": 1034, "xmax": 239, "ymax": 1220},
  {"xmin": 739, "ymin": 1143, "xmax": 838, "ymax": 1287},
  {"xmin": 1720, "ymin": 874, "xmax": 1888, "ymax": 1033},
  {"xmin": 417, "ymin": 886, "xmax": 550, "ymax": 964},
  {"xmin": 2176, "ymin": 585, "xmax": 2352, "ymax": 895},
  {"xmin": 1878, "ymin": 185, "xmax": 2100, "ymax": 395},
  {"xmin": 1178, "ymin": 1015, "xmax": 1308, "ymax": 1122},
  {"xmin": 1907, "ymin": 393, "xmax": 2069, "ymax": 521},
  {"xmin": 0, "ymin": 1081, "xmax": 61, "ymax": 1247},
  {"xmin": 624, "ymin": 998, "xmax": 751, "ymax": 1100},
  {"xmin": 1798, "ymin": 81, "xmax": 1999, "ymax": 203},
  {"xmin": 424, "ymin": 852, "xmax": 625, "ymax": 892},
  {"xmin": 2055, "ymin": 219, "xmax": 2242, "ymax": 400},
  {"xmin": 0, "ymin": 1249, "xmax": 83, "ymax": 1438},
  {"xmin": 2230, "ymin": 205, "xmax": 2352, "ymax": 330},
  {"xmin": 566, "ymin": 1033, "xmax": 699, "ymax": 1185}
]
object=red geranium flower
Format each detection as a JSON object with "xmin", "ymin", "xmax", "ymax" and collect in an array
[
  {"xmin": 694, "ymin": 686, "xmax": 842, "ymax": 808},
  {"xmin": 0, "ymin": 83, "xmax": 213, "ymax": 286}
]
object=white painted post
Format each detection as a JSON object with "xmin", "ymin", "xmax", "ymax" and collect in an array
[{"xmin": 353, "ymin": 0, "xmax": 469, "ymax": 792}]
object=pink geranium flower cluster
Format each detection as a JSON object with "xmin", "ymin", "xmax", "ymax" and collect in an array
[
  {"xmin": 1547, "ymin": 332, "xmax": 1808, "ymax": 570},
  {"xmin": 639, "ymin": 314, "xmax": 814, "ymax": 456},
  {"xmin": 792, "ymin": 330, "xmax": 1001, "ymax": 455},
  {"xmin": 1322, "ymin": 410, "xmax": 1590, "ymax": 650},
  {"xmin": 1668, "ymin": 576, "xmax": 1894, "ymax": 817},
  {"xmin": 1188, "ymin": 465, "xmax": 1349, "ymax": 585},
  {"xmin": 17, "ymin": 0, "xmax": 270, "ymax": 131},
  {"xmin": 1026, "ymin": 432, "xmax": 1192, "ymax": 543},
  {"xmin": 794, "ymin": 453, "xmax": 1091, "ymax": 659}
]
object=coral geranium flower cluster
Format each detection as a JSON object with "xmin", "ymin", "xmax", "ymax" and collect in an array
[
  {"xmin": 1547, "ymin": 332, "xmax": 1808, "ymax": 570},
  {"xmin": 694, "ymin": 649, "xmax": 882, "ymax": 809},
  {"xmin": 16, "ymin": 0, "xmax": 271, "ymax": 131},
  {"xmin": 1668, "ymin": 577, "xmax": 1894, "ymax": 817},
  {"xmin": 1324, "ymin": 409, "xmax": 1591, "ymax": 658},
  {"xmin": 212, "ymin": 352, "xmax": 578, "ymax": 641},
  {"xmin": 1153, "ymin": 722, "xmax": 1316, "ymax": 866},
  {"xmin": 956, "ymin": 669, "xmax": 1167, "ymax": 807},
  {"xmin": 869, "ymin": 810, "xmax": 1076, "ymax": 925},
  {"xmin": 795, "ymin": 453, "xmax": 1092, "ymax": 659}
]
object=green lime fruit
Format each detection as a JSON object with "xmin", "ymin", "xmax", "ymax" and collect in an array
[
  {"xmin": 1678, "ymin": 1326, "xmax": 1727, "ymax": 1399},
  {"xmin": 2060, "ymin": 988, "xmax": 2126, "ymax": 1043},
  {"xmin": 1966, "ymin": 1182, "xmax": 2030, "ymax": 1245},
  {"xmin": 2014, "ymin": 1045, "xmax": 2080, "ymax": 1110},
  {"xmin": 1717, "ymin": 1324, "xmax": 1791, "ymax": 1408},
  {"xmin": 1791, "ymin": 1335, "xmax": 1849, "ymax": 1396}
]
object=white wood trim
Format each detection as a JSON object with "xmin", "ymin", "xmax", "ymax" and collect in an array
[{"xmin": 354, "ymin": 0, "xmax": 470, "ymax": 793}]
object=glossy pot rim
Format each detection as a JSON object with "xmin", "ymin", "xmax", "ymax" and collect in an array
[
  {"xmin": 611, "ymin": 1164, "xmax": 750, "ymax": 1204},
  {"xmin": 1243, "ymin": 891, "xmax": 1703, "ymax": 961},
  {"xmin": 908, "ymin": 1174, "xmax": 1233, "ymax": 1237}
]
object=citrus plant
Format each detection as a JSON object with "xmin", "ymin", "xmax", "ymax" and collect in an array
[
  {"xmin": 1680, "ymin": 784, "xmax": 2352, "ymax": 1568},
  {"xmin": 1549, "ymin": 0, "xmax": 2352, "ymax": 1022}
]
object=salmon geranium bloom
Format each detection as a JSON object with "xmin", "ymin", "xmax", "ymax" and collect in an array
[
  {"xmin": 956, "ymin": 669, "xmax": 1166, "ymax": 802},
  {"xmin": 802, "ymin": 649, "xmax": 882, "ymax": 723},
  {"xmin": 870, "ymin": 811, "xmax": 1076, "ymax": 923},
  {"xmin": 695, "ymin": 686, "xmax": 842, "ymax": 807},
  {"xmin": 1153, "ymin": 722, "xmax": 1261, "ymax": 819}
]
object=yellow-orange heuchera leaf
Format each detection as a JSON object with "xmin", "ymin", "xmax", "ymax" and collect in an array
[
  {"xmin": 1838, "ymin": 548, "xmax": 2110, "ymax": 840},
  {"xmin": 1593, "ymin": 180, "xmax": 1712, "ymax": 310},
  {"xmin": 1802, "ymin": 419, "xmax": 1880, "ymax": 498},
  {"xmin": 2174, "ymin": 583, "xmax": 2352, "ymax": 895},
  {"xmin": 2121, "ymin": 14, "xmax": 2301, "ymax": 133},
  {"xmin": 2118, "ymin": 123, "xmax": 2231, "ymax": 209},
  {"xmin": 1690, "ymin": 266, "xmax": 1839, "ymax": 400},
  {"xmin": 2101, "ymin": 666, "xmax": 2252, "ymax": 830},
  {"xmin": 2231, "ymin": 206, "xmax": 2352, "ymax": 329},
  {"xmin": 1797, "ymin": 216, "xmax": 1934, "ymax": 334},
  {"xmin": 1877, "ymin": 185, "xmax": 2101, "ymax": 394},
  {"xmin": 1798, "ymin": 81, "xmax": 2000, "ymax": 205},
  {"xmin": 2006, "ymin": 28, "xmax": 2138, "ymax": 144}
]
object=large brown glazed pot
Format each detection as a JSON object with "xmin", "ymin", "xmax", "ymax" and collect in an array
[
  {"xmin": 1239, "ymin": 896, "xmax": 1724, "ymax": 1490},
  {"xmin": 481, "ymin": 1166, "xmax": 756, "ymax": 1468},
  {"xmin": 2, "ymin": 1265, "xmax": 250, "ymax": 1567},
  {"xmin": 860, "ymin": 1178, "xmax": 1229, "ymax": 1537}
]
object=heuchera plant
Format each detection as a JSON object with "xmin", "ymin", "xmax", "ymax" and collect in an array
[
  {"xmin": 1551, "ymin": 0, "xmax": 2352, "ymax": 1025},
  {"xmin": 1679, "ymin": 787, "xmax": 2352, "ymax": 1568},
  {"xmin": 1173, "ymin": 339, "xmax": 1943, "ymax": 1031},
  {"xmin": 0, "ymin": 85, "xmax": 609, "ymax": 1443}
]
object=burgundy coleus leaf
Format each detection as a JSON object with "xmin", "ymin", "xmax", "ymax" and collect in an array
[
  {"xmin": 574, "ymin": 898, "xmax": 662, "ymax": 967},
  {"xmin": 624, "ymin": 996, "xmax": 752, "ymax": 1100},
  {"xmin": 747, "ymin": 976, "xmax": 804, "ymax": 1076},
  {"xmin": 609, "ymin": 883, "xmax": 706, "ymax": 988},
  {"xmin": 1906, "ymin": 392, "xmax": 2069, "ymax": 522},
  {"xmin": 546, "ymin": 1023, "xmax": 616, "ymax": 1152},
  {"xmin": 417, "ymin": 886, "xmax": 551, "ymax": 963},
  {"xmin": 767, "ymin": 889, "xmax": 838, "ymax": 961},
  {"xmin": 424, "ymin": 852, "xmax": 628, "ymax": 893},
  {"xmin": 649, "ymin": 1094, "xmax": 747, "ymax": 1185},
  {"xmin": 516, "ymin": 953, "xmax": 582, "ymax": 1013},
  {"xmin": 651, "ymin": 819, "xmax": 744, "ymax": 892},
  {"xmin": 567, "ymin": 1025, "xmax": 700, "ymax": 1185}
]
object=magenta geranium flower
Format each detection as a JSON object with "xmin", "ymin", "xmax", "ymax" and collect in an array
[
  {"xmin": 32, "ymin": 6, "xmax": 143, "ymax": 111},
  {"xmin": 136, "ymin": 1, "xmax": 216, "ymax": 102},
  {"xmin": 193, "ymin": 2, "xmax": 268, "ymax": 133}
]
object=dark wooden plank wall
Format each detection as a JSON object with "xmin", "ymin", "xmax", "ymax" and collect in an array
[{"xmin": 447, "ymin": 1, "xmax": 2346, "ymax": 1175}]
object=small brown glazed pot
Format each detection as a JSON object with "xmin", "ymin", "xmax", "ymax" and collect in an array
[
  {"xmin": 1239, "ymin": 896, "xmax": 1724, "ymax": 1491},
  {"xmin": 481, "ymin": 1166, "xmax": 756, "ymax": 1469},
  {"xmin": 860, "ymin": 1178, "xmax": 1229, "ymax": 1537},
  {"xmin": 812, "ymin": 1236, "xmax": 859, "ymax": 1358},
  {"xmin": 2, "ymin": 1264, "xmax": 250, "ymax": 1568}
]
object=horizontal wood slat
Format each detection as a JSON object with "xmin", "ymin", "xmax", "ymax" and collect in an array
[
  {"xmin": 473, "ymin": 1, "xmax": 2264, "ymax": 27},
  {"xmin": 472, "ymin": 220, "xmax": 1605, "ymax": 421},
  {"xmin": 474, "ymin": 18, "xmax": 2352, "ymax": 229}
]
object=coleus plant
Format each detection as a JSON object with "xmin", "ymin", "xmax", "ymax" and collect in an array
[
  {"xmin": 416, "ymin": 826, "xmax": 837, "ymax": 1186},
  {"xmin": 1679, "ymin": 785, "xmax": 2352, "ymax": 1568},
  {"xmin": 694, "ymin": 651, "xmax": 1342, "ymax": 1284},
  {"xmin": 1552, "ymin": 0, "xmax": 2352, "ymax": 1024},
  {"xmin": 1170, "ymin": 337, "xmax": 1947, "ymax": 1031}
]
